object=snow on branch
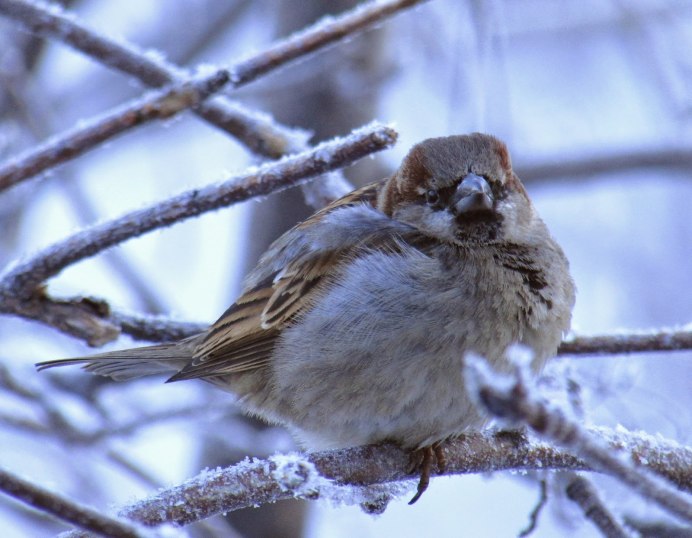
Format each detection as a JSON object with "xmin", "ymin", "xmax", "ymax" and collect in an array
[
  {"xmin": 111, "ymin": 311, "xmax": 207, "ymax": 343},
  {"xmin": 558, "ymin": 326, "xmax": 692, "ymax": 356},
  {"xmin": 0, "ymin": 70, "xmax": 231, "ymax": 194},
  {"xmin": 0, "ymin": 467, "xmax": 145, "ymax": 538},
  {"xmin": 230, "ymin": 0, "xmax": 431, "ymax": 86},
  {"xmin": 464, "ymin": 353, "xmax": 692, "ymax": 525},
  {"xmin": 95, "ymin": 428, "xmax": 689, "ymax": 528},
  {"xmin": 0, "ymin": 0, "xmax": 426, "ymax": 167},
  {"xmin": 0, "ymin": 123, "xmax": 397, "ymax": 343},
  {"xmin": 0, "ymin": 0, "xmax": 299, "ymax": 163}
]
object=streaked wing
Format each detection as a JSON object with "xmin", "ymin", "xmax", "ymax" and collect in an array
[{"xmin": 171, "ymin": 182, "xmax": 392, "ymax": 381}]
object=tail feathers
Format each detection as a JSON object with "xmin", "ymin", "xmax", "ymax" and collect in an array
[{"xmin": 36, "ymin": 342, "xmax": 193, "ymax": 381}]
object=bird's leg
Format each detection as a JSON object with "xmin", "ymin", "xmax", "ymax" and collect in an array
[{"xmin": 407, "ymin": 441, "xmax": 446, "ymax": 504}]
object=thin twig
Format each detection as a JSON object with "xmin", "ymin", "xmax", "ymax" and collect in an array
[
  {"xmin": 0, "ymin": 70, "xmax": 230, "ymax": 193},
  {"xmin": 85, "ymin": 404, "xmax": 238, "ymax": 444},
  {"xmin": 106, "ymin": 451, "xmax": 161, "ymax": 491},
  {"xmin": 518, "ymin": 479, "xmax": 548, "ymax": 537},
  {"xmin": 0, "ymin": 362, "xmax": 80, "ymax": 438},
  {"xmin": 0, "ymin": 0, "xmax": 301, "ymax": 158},
  {"xmin": 0, "ymin": 124, "xmax": 397, "ymax": 342},
  {"xmin": 229, "ymin": 0, "xmax": 429, "ymax": 86},
  {"xmin": 558, "ymin": 328, "xmax": 692, "ymax": 356},
  {"xmin": 564, "ymin": 473, "xmax": 631, "ymax": 538},
  {"xmin": 0, "ymin": 467, "xmax": 143, "ymax": 538},
  {"xmin": 624, "ymin": 516, "xmax": 692, "ymax": 538},
  {"xmin": 0, "ymin": 0, "xmax": 426, "ymax": 176},
  {"xmin": 465, "ymin": 357, "xmax": 692, "ymax": 524}
]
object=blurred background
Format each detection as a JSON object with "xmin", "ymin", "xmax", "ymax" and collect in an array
[{"xmin": 1, "ymin": 0, "xmax": 691, "ymax": 536}]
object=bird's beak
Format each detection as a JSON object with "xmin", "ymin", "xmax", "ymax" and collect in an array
[{"xmin": 452, "ymin": 174, "xmax": 494, "ymax": 215}]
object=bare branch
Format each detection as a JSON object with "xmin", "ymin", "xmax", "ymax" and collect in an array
[
  {"xmin": 0, "ymin": 70, "xmax": 230, "ymax": 194},
  {"xmin": 116, "ymin": 428, "xmax": 690, "ymax": 527},
  {"xmin": 1, "ymin": 293, "xmax": 121, "ymax": 346},
  {"xmin": 0, "ymin": 0, "xmax": 426, "ymax": 164},
  {"xmin": 563, "ymin": 473, "xmax": 631, "ymax": 538},
  {"xmin": 465, "ymin": 357, "xmax": 692, "ymax": 524},
  {"xmin": 558, "ymin": 327, "xmax": 692, "ymax": 356},
  {"xmin": 518, "ymin": 145, "xmax": 692, "ymax": 183},
  {"xmin": 0, "ymin": 467, "xmax": 143, "ymax": 538},
  {"xmin": 624, "ymin": 516, "xmax": 692, "ymax": 538},
  {"xmin": 518, "ymin": 479, "xmax": 548, "ymax": 538},
  {"xmin": 0, "ymin": 124, "xmax": 397, "ymax": 341},
  {"xmin": 0, "ymin": 0, "xmax": 298, "ymax": 157}
]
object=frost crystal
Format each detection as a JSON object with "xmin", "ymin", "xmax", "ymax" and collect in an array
[{"xmin": 269, "ymin": 453, "xmax": 321, "ymax": 495}]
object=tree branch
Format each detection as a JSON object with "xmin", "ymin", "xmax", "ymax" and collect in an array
[
  {"xmin": 111, "ymin": 311, "xmax": 206, "ymax": 343},
  {"xmin": 0, "ymin": 124, "xmax": 397, "ymax": 342},
  {"xmin": 0, "ymin": 0, "xmax": 426, "ymax": 172},
  {"xmin": 0, "ymin": 467, "xmax": 144, "ymax": 538},
  {"xmin": 558, "ymin": 327, "xmax": 692, "ymax": 356},
  {"xmin": 518, "ymin": 145, "xmax": 692, "ymax": 183},
  {"xmin": 230, "ymin": 0, "xmax": 429, "ymax": 86},
  {"xmin": 465, "ymin": 356, "xmax": 692, "ymax": 524},
  {"xmin": 112, "ymin": 428, "xmax": 690, "ymax": 528},
  {"xmin": 563, "ymin": 473, "xmax": 631, "ymax": 538},
  {"xmin": 0, "ymin": 70, "xmax": 231, "ymax": 194}
]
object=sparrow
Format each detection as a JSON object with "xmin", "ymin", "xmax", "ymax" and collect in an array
[{"xmin": 38, "ymin": 133, "xmax": 575, "ymax": 504}]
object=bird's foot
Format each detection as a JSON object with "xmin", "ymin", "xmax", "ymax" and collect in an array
[{"xmin": 407, "ymin": 442, "xmax": 446, "ymax": 504}]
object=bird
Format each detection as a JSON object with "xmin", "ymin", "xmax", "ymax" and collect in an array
[{"xmin": 37, "ymin": 133, "xmax": 575, "ymax": 504}]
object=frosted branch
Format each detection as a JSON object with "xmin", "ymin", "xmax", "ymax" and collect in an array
[
  {"xmin": 113, "ymin": 429, "xmax": 689, "ymax": 527},
  {"xmin": 112, "ymin": 311, "xmax": 206, "ymax": 343},
  {"xmin": 0, "ymin": 124, "xmax": 397, "ymax": 342},
  {"xmin": 563, "ymin": 473, "xmax": 631, "ymax": 538},
  {"xmin": 465, "ymin": 356, "xmax": 692, "ymax": 524},
  {"xmin": 0, "ymin": 0, "xmax": 425, "ymax": 164},
  {"xmin": 0, "ymin": 467, "xmax": 144, "ymax": 538},
  {"xmin": 0, "ymin": 70, "xmax": 230, "ymax": 194},
  {"xmin": 558, "ymin": 327, "xmax": 692, "ymax": 356},
  {"xmin": 230, "ymin": 0, "xmax": 430, "ymax": 86}
]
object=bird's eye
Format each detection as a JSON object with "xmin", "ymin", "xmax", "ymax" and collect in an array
[{"xmin": 425, "ymin": 189, "xmax": 439, "ymax": 205}]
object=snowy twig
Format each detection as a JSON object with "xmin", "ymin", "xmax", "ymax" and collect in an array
[
  {"xmin": 0, "ymin": 0, "xmax": 293, "ymax": 158},
  {"xmin": 230, "ymin": 0, "xmax": 429, "ymax": 86},
  {"xmin": 113, "ymin": 428, "xmax": 690, "ymax": 526},
  {"xmin": 0, "ymin": 0, "xmax": 425, "ymax": 164},
  {"xmin": 563, "ymin": 473, "xmax": 631, "ymax": 538},
  {"xmin": 558, "ymin": 327, "xmax": 692, "ymax": 356},
  {"xmin": 0, "ymin": 467, "xmax": 143, "ymax": 538},
  {"xmin": 465, "ymin": 357, "xmax": 692, "ymax": 524},
  {"xmin": 0, "ymin": 70, "xmax": 230, "ymax": 194},
  {"xmin": 0, "ymin": 124, "xmax": 397, "ymax": 342}
]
